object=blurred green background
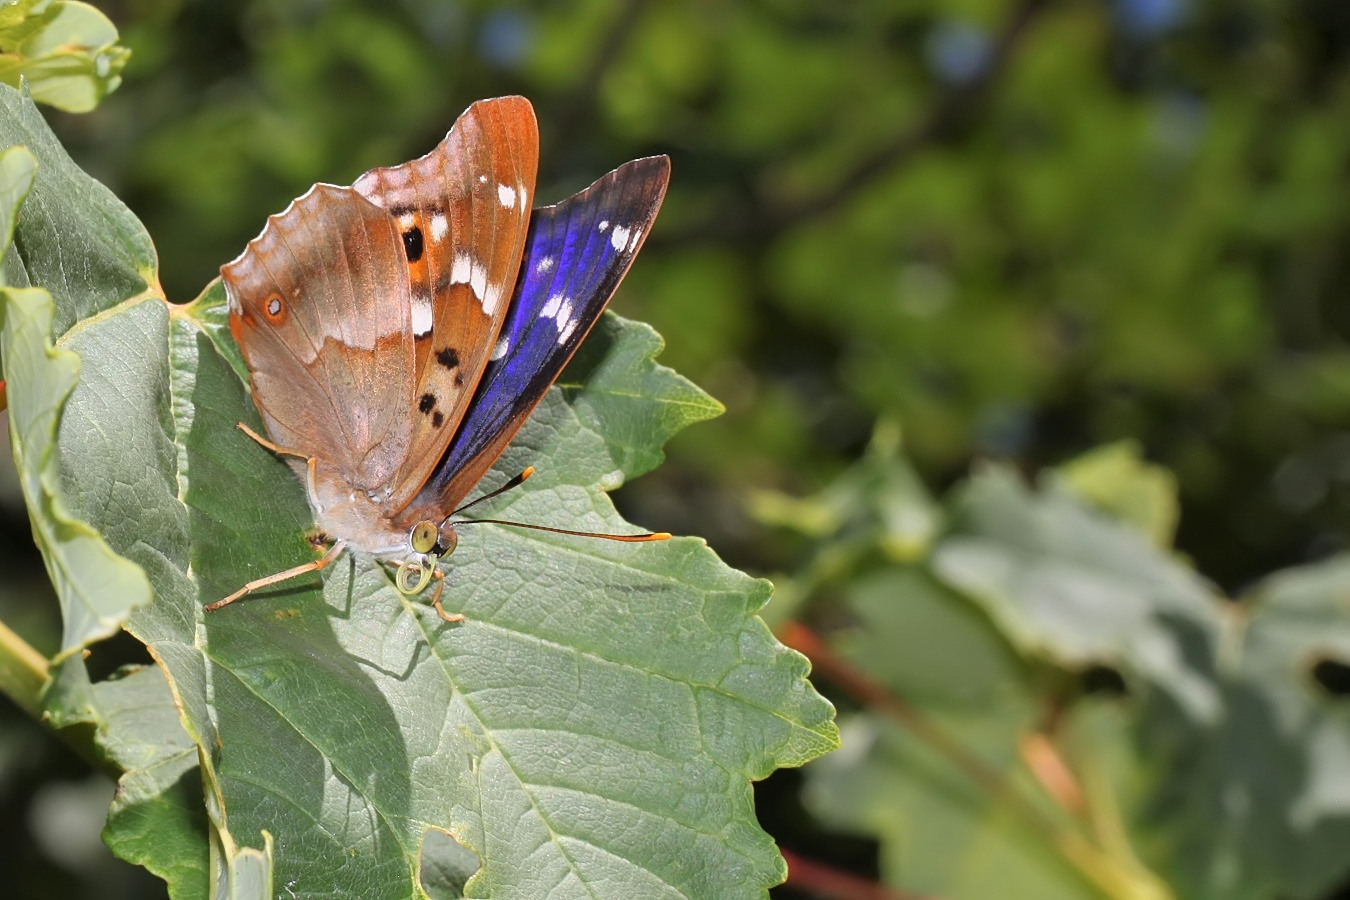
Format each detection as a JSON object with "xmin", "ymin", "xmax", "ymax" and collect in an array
[
  {"xmin": 5, "ymin": 0, "xmax": 1350, "ymax": 896},
  {"xmin": 47, "ymin": 0, "xmax": 1349, "ymax": 595}
]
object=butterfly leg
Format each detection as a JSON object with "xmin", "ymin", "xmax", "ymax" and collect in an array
[
  {"xmin": 237, "ymin": 422, "xmax": 320, "ymax": 496},
  {"xmin": 427, "ymin": 568, "xmax": 464, "ymax": 624},
  {"xmin": 205, "ymin": 540, "xmax": 348, "ymax": 612}
]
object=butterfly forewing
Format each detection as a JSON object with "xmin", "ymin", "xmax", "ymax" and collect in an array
[
  {"xmin": 353, "ymin": 96, "xmax": 539, "ymax": 512},
  {"xmin": 402, "ymin": 155, "xmax": 671, "ymax": 521},
  {"xmin": 225, "ymin": 185, "xmax": 416, "ymax": 491}
]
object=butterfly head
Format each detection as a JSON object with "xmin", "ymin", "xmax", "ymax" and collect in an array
[{"xmin": 392, "ymin": 519, "xmax": 460, "ymax": 597}]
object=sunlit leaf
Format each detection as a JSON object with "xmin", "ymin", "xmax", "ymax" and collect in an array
[{"xmin": 5, "ymin": 81, "xmax": 838, "ymax": 898}]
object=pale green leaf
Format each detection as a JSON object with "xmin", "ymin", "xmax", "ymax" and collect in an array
[{"xmin": 0, "ymin": 0, "xmax": 129, "ymax": 113}]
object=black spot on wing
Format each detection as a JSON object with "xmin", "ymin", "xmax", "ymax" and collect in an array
[
  {"xmin": 419, "ymin": 393, "xmax": 437, "ymax": 414},
  {"xmin": 403, "ymin": 226, "xmax": 424, "ymax": 263},
  {"xmin": 437, "ymin": 347, "xmax": 460, "ymax": 369},
  {"xmin": 432, "ymin": 411, "xmax": 445, "ymax": 428}
]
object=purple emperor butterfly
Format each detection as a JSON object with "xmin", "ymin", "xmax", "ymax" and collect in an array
[{"xmin": 210, "ymin": 96, "xmax": 672, "ymax": 621}]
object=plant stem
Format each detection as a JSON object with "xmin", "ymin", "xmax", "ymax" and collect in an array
[
  {"xmin": 780, "ymin": 621, "xmax": 1173, "ymax": 900},
  {"xmin": 782, "ymin": 849, "xmax": 928, "ymax": 900},
  {"xmin": 0, "ymin": 616, "xmax": 48, "ymax": 718}
]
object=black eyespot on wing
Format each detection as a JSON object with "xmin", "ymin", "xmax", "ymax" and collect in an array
[
  {"xmin": 403, "ymin": 226, "xmax": 424, "ymax": 263},
  {"xmin": 432, "ymin": 411, "xmax": 445, "ymax": 428},
  {"xmin": 418, "ymin": 393, "xmax": 437, "ymax": 414},
  {"xmin": 437, "ymin": 347, "xmax": 460, "ymax": 369}
]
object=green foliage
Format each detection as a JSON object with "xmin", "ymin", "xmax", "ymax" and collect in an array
[
  {"xmin": 6, "ymin": 1, "xmax": 1350, "ymax": 897},
  {"xmin": 0, "ymin": 75, "xmax": 836, "ymax": 899},
  {"xmin": 0, "ymin": 0, "xmax": 127, "ymax": 112},
  {"xmin": 782, "ymin": 431, "xmax": 1350, "ymax": 899}
]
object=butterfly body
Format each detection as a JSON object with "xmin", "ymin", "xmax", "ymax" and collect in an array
[{"xmin": 216, "ymin": 96, "xmax": 671, "ymax": 617}]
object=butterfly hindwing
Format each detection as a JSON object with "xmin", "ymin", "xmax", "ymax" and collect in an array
[
  {"xmin": 224, "ymin": 184, "xmax": 417, "ymax": 491},
  {"xmin": 353, "ymin": 96, "xmax": 539, "ymax": 512},
  {"xmin": 402, "ymin": 155, "xmax": 671, "ymax": 521}
]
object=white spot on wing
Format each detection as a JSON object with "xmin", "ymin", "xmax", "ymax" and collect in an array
[
  {"xmin": 478, "ymin": 174, "xmax": 488, "ymax": 184},
  {"xmin": 610, "ymin": 224, "xmax": 632, "ymax": 252},
  {"xmin": 498, "ymin": 183, "xmax": 517, "ymax": 209},
  {"xmin": 481, "ymin": 282, "xmax": 503, "ymax": 316},
  {"xmin": 556, "ymin": 297, "xmax": 575, "ymax": 333},
  {"xmin": 491, "ymin": 336, "xmax": 509, "ymax": 360},
  {"xmin": 559, "ymin": 315, "xmax": 579, "ymax": 343},
  {"xmin": 536, "ymin": 255, "xmax": 555, "ymax": 274},
  {"xmin": 398, "ymin": 212, "xmax": 415, "ymax": 230},
  {"xmin": 411, "ymin": 297, "xmax": 433, "ymax": 337},
  {"xmin": 449, "ymin": 252, "xmax": 493, "ymax": 312},
  {"xmin": 450, "ymin": 252, "xmax": 473, "ymax": 286},
  {"xmin": 597, "ymin": 220, "xmax": 610, "ymax": 232},
  {"xmin": 541, "ymin": 293, "xmax": 564, "ymax": 319},
  {"xmin": 431, "ymin": 213, "xmax": 449, "ymax": 242}
]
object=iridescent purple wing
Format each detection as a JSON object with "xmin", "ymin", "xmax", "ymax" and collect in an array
[{"xmin": 404, "ymin": 155, "xmax": 671, "ymax": 517}]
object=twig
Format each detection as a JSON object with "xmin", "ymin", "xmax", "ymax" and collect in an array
[
  {"xmin": 782, "ymin": 849, "xmax": 928, "ymax": 900},
  {"xmin": 779, "ymin": 620, "xmax": 1164, "ymax": 900},
  {"xmin": 0, "ymin": 616, "xmax": 48, "ymax": 719}
]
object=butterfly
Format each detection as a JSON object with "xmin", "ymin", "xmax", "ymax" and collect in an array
[{"xmin": 208, "ymin": 96, "xmax": 672, "ymax": 621}]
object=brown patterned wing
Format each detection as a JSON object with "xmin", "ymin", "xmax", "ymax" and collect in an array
[
  {"xmin": 352, "ymin": 96, "xmax": 539, "ymax": 514},
  {"xmin": 400, "ymin": 156, "xmax": 671, "ymax": 523},
  {"xmin": 224, "ymin": 184, "xmax": 416, "ymax": 495}
]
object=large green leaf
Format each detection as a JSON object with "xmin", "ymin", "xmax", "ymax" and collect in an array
[
  {"xmin": 0, "ymin": 145, "xmax": 149, "ymax": 659},
  {"xmin": 0, "ymin": 84, "xmax": 203, "ymax": 899},
  {"xmin": 932, "ymin": 465, "xmax": 1221, "ymax": 722},
  {"xmin": 1141, "ymin": 554, "xmax": 1350, "ymax": 900},
  {"xmin": 4, "ymin": 82, "xmax": 839, "ymax": 897}
]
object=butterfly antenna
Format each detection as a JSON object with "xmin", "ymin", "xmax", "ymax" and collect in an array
[
  {"xmin": 454, "ymin": 518, "xmax": 671, "ymax": 543},
  {"xmin": 450, "ymin": 466, "xmax": 537, "ymax": 517},
  {"xmin": 446, "ymin": 467, "xmax": 670, "ymax": 543}
]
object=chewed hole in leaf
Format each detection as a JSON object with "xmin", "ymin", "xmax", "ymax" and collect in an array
[
  {"xmin": 84, "ymin": 629, "xmax": 155, "ymax": 682},
  {"xmin": 1081, "ymin": 665, "xmax": 1128, "ymax": 698},
  {"xmin": 419, "ymin": 829, "xmax": 481, "ymax": 898},
  {"xmin": 1310, "ymin": 657, "xmax": 1350, "ymax": 698}
]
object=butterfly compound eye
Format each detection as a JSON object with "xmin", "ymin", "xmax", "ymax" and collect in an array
[
  {"xmin": 410, "ymin": 520, "xmax": 438, "ymax": 555},
  {"xmin": 437, "ymin": 523, "xmax": 459, "ymax": 558}
]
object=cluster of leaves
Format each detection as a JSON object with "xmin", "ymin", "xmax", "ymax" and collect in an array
[
  {"xmin": 758, "ymin": 427, "xmax": 1350, "ymax": 899},
  {"xmin": 0, "ymin": 16, "xmax": 837, "ymax": 900},
  {"xmin": 6, "ymin": 1, "xmax": 1350, "ymax": 898}
]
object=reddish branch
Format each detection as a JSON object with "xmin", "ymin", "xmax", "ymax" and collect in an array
[
  {"xmin": 779, "ymin": 621, "xmax": 1069, "ymax": 842},
  {"xmin": 782, "ymin": 849, "xmax": 931, "ymax": 900}
]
